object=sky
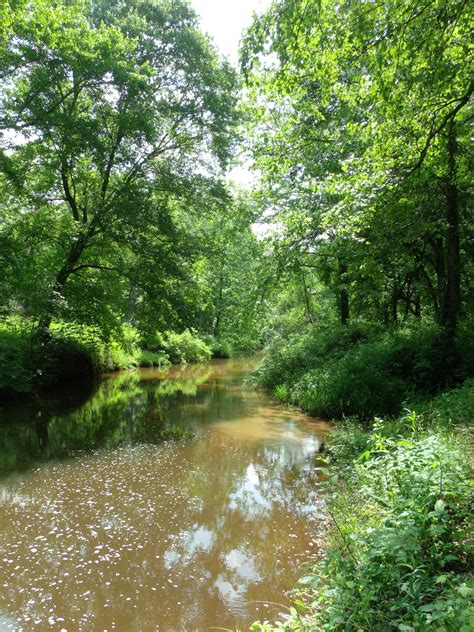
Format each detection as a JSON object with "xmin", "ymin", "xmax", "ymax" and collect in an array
[
  {"xmin": 190, "ymin": 0, "xmax": 272, "ymax": 66},
  {"xmin": 190, "ymin": 0, "xmax": 272, "ymax": 190}
]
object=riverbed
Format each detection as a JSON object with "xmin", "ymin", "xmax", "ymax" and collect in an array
[{"xmin": 0, "ymin": 358, "xmax": 330, "ymax": 631}]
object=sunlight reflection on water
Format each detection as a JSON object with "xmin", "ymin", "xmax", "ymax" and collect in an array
[{"xmin": 0, "ymin": 358, "xmax": 330, "ymax": 631}]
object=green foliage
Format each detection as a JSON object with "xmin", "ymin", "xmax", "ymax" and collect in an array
[
  {"xmin": 255, "ymin": 321, "xmax": 379, "ymax": 391},
  {"xmin": 255, "ymin": 414, "xmax": 474, "ymax": 631},
  {"xmin": 0, "ymin": 317, "xmax": 152, "ymax": 394},
  {"xmin": 317, "ymin": 424, "xmax": 474, "ymax": 631},
  {"xmin": 0, "ymin": 314, "xmax": 216, "ymax": 395},
  {"xmin": 0, "ymin": 0, "xmax": 240, "ymax": 341},
  {"xmin": 0, "ymin": 318, "xmax": 36, "ymax": 394},
  {"xmin": 49, "ymin": 321, "xmax": 142, "ymax": 373},
  {"xmin": 162, "ymin": 330, "xmax": 212, "ymax": 365},
  {"xmin": 103, "ymin": 325, "xmax": 141, "ymax": 371},
  {"xmin": 243, "ymin": 0, "xmax": 473, "ymax": 335},
  {"xmin": 201, "ymin": 334, "xmax": 233, "ymax": 359},
  {"xmin": 428, "ymin": 379, "xmax": 474, "ymax": 427},
  {"xmin": 255, "ymin": 322, "xmax": 464, "ymax": 419},
  {"xmin": 210, "ymin": 340, "xmax": 233, "ymax": 359},
  {"xmin": 143, "ymin": 328, "xmax": 212, "ymax": 364},
  {"xmin": 189, "ymin": 189, "xmax": 268, "ymax": 351},
  {"xmin": 138, "ymin": 350, "xmax": 170, "ymax": 368},
  {"xmin": 325, "ymin": 419, "xmax": 370, "ymax": 466}
]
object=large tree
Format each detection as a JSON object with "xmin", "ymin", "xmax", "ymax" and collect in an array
[{"xmin": 0, "ymin": 0, "xmax": 238, "ymax": 333}]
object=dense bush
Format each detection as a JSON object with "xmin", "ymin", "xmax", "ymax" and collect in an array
[
  {"xmin": 138, "ymin": 350, "xmax": 170, "ymax": 368},
  {"xmin": 0, "ymin": 318, "xmax": 148, "ymax": 395},
  {"xmin": 0, "ymin": 317, "xmax": 215, "ymax": 396},
  {"xmin": 253, "ymin": 414, "xmax": 474, "ymax": 632},
  {"xmin": 318, "ymin": 424, "xmax": 473, "ymax": 630},
  {"xmin": 201, "ymin": 334, "xmax": 233, "ymax": 359},
  {"xmin": 164, "ymin": 330, "xmax": 212, "ymax": 364},
  {"xmin": 254, "ymin": 321, "xmax": 380, "ymax": 391},
  {"xmin": 0, "ymin": 318, "xmax": 104, "ymax": 394},
  {"xmin": 102, "ymin": 324, "xmax": 141, "ymax": 371},
  {"xmin": 255, "ymin": 322, "xmax": 465, "ymax": 419},
  {"xmin": 50, "ymin": 321, "xmax": 143, "ymax": 373},
  {"xmin": 0, "ymin": 317, "xmax": 36, "ymax": 394},
  {"xmin": 145, "ymin": 329, "xmax": 212, "ymax": 364}
]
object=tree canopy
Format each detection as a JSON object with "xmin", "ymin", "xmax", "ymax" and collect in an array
[
  {"xmin": 242, "ymin": 0, "xmax": 473, "ymax": 333},
  {"xmin": 0, "ymin": 0, "xmax": 244, "ymax": 337}
]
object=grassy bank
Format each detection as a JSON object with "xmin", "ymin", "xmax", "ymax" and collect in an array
[
  {"xmin": 252, "ymin": 380, "xmax": 474, "ymax": 631},
  {"xmin": 0, "ymin": 317, "xmax": 216, "ymax": 397},
  {"xmin": 254, "ymin": 321, "xmax": 474, "ymax": 419}
]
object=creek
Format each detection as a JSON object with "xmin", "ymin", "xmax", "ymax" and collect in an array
[{"xmin": 0, "ymin": 358, "xmax": 330, "ymax": 631}]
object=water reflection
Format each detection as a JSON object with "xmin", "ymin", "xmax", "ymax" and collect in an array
[
  {"xmin": 0, "ymin": 366, "xmax": 213, "ymax": 477},
  {"xmin": 0, "ymin": 359, "xmax": 330, "ymax": 631}
]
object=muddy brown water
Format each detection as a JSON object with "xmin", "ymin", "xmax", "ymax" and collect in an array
[{"xmin": 0, "ymin": 358, "xmax": 330, "ymax": 631}]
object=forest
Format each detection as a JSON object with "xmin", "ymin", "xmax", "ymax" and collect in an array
[{"xmin": 0, "ymin": 0, "xmax": 473, "ymax": 630}]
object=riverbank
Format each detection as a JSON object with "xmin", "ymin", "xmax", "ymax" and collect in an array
[
  {"xmin": 252, "ymin": 379, "xmax": 474, "ymax": 631},
  {"xmin": 0, "ymin": 317, "xmax": 225, "ymax": 398}
]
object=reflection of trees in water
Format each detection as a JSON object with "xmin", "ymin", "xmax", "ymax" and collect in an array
[
  {"xmin": 0, "ymin": 360, "xmax": 328, "ymax": 630},
  {"xmin": 0, "ymin": 366, "xmax": 214, "ymax": 476}
]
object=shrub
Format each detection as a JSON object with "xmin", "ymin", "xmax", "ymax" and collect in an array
[
  {"xmin": 254, "ymin": 321, "xmax": 463, "ymax": 420},
  {"xmin": 254, "ymin": 321, "xmax": 381, "ymax": 391},
  {"xmin": 162, "ymin": 329, "xmax": 212, "ymax": 364},
  {"xmin": 201, "ymin": 334, "xmax": 233, "ymax": 359},
  {"xmin": 141, "ymin": 328, "xmax": 212, "ymax": 364},
  {"xmin": 0, "ymin": 318, "xmax": 147, "ymax": 395},
  {"xmin": 326, "ymin": 419, "xmax": 370, "ymax": 465},
  {"xmin": 50, "ymin": 320, "xmax": 106, "ymax": 375},
  {"xmin": 138, "ymin": 350, "xmax": 170, "ymax": 368},
  {"xmin": 51, "ymin": 321, "xmax": 141, "ymax": 373},
  {"xmin": 0, "ymin": 317, "xmax": 36, "ymax": 394},
  {"xmin": 102, "ymin": 324, "xmax": 141, "ymax": 370},
  {"xmin": 313, "ymin": 423, "xmax": 474, "ymax": 631},
  {"xmin": 291, "ymin": 345, "xmax": 407, "ymax": 418},
  {"xmin": 253, "ymin": 415, "xmax": 474, "ymax": 631}
]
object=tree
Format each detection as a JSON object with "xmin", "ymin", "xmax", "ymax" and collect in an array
[
  {"xmin": 0, "ymin": 0, "xmax": 238, "ymax": 334},
  {"xmin": 242, "ymin": 0, "xmax": 473, "ymax": 333}
]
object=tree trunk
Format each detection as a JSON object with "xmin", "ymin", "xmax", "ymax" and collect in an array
[
  {"xmin": 300, "ymin": 268, "xmax": 315, "ymax": 325},
  {"xmin": 338, "ymin": 260, "xmax": 349, "ymax": 325},
  {"xmin": 213, "ymin": 274, "xmax": 224, "ymax": 337},
  {"xmin": 37, "ymin": 232, "xmax": 88, "ymax": 334},
  {"xmin": 432, "ymin": 237, "xmax": 446, "ymax": 322}
]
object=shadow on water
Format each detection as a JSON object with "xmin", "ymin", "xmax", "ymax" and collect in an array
[{"xmin": 0, "ymin": 357, "xmax": 331, "ymax": 631}]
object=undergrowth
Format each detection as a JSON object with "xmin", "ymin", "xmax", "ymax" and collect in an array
[
  {"xmin": 254, "ymin": 322, "xmax": 473, "ymax": 419},
  {"xmin": 0, "ymin": 318, "xmax": 211, "ymax": 396},
  {"xmin": 252, "ymin": 398, "xmax": 474, "ymax": 632}
]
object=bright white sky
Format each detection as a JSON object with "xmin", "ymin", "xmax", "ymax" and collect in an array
[
  {"xmin": 190, "ymin": 0, "xmax": 272, "ymax": 66},
  {"xmin": 190, "ymin": 0, "xmax": 272, "ymax": 191}
]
